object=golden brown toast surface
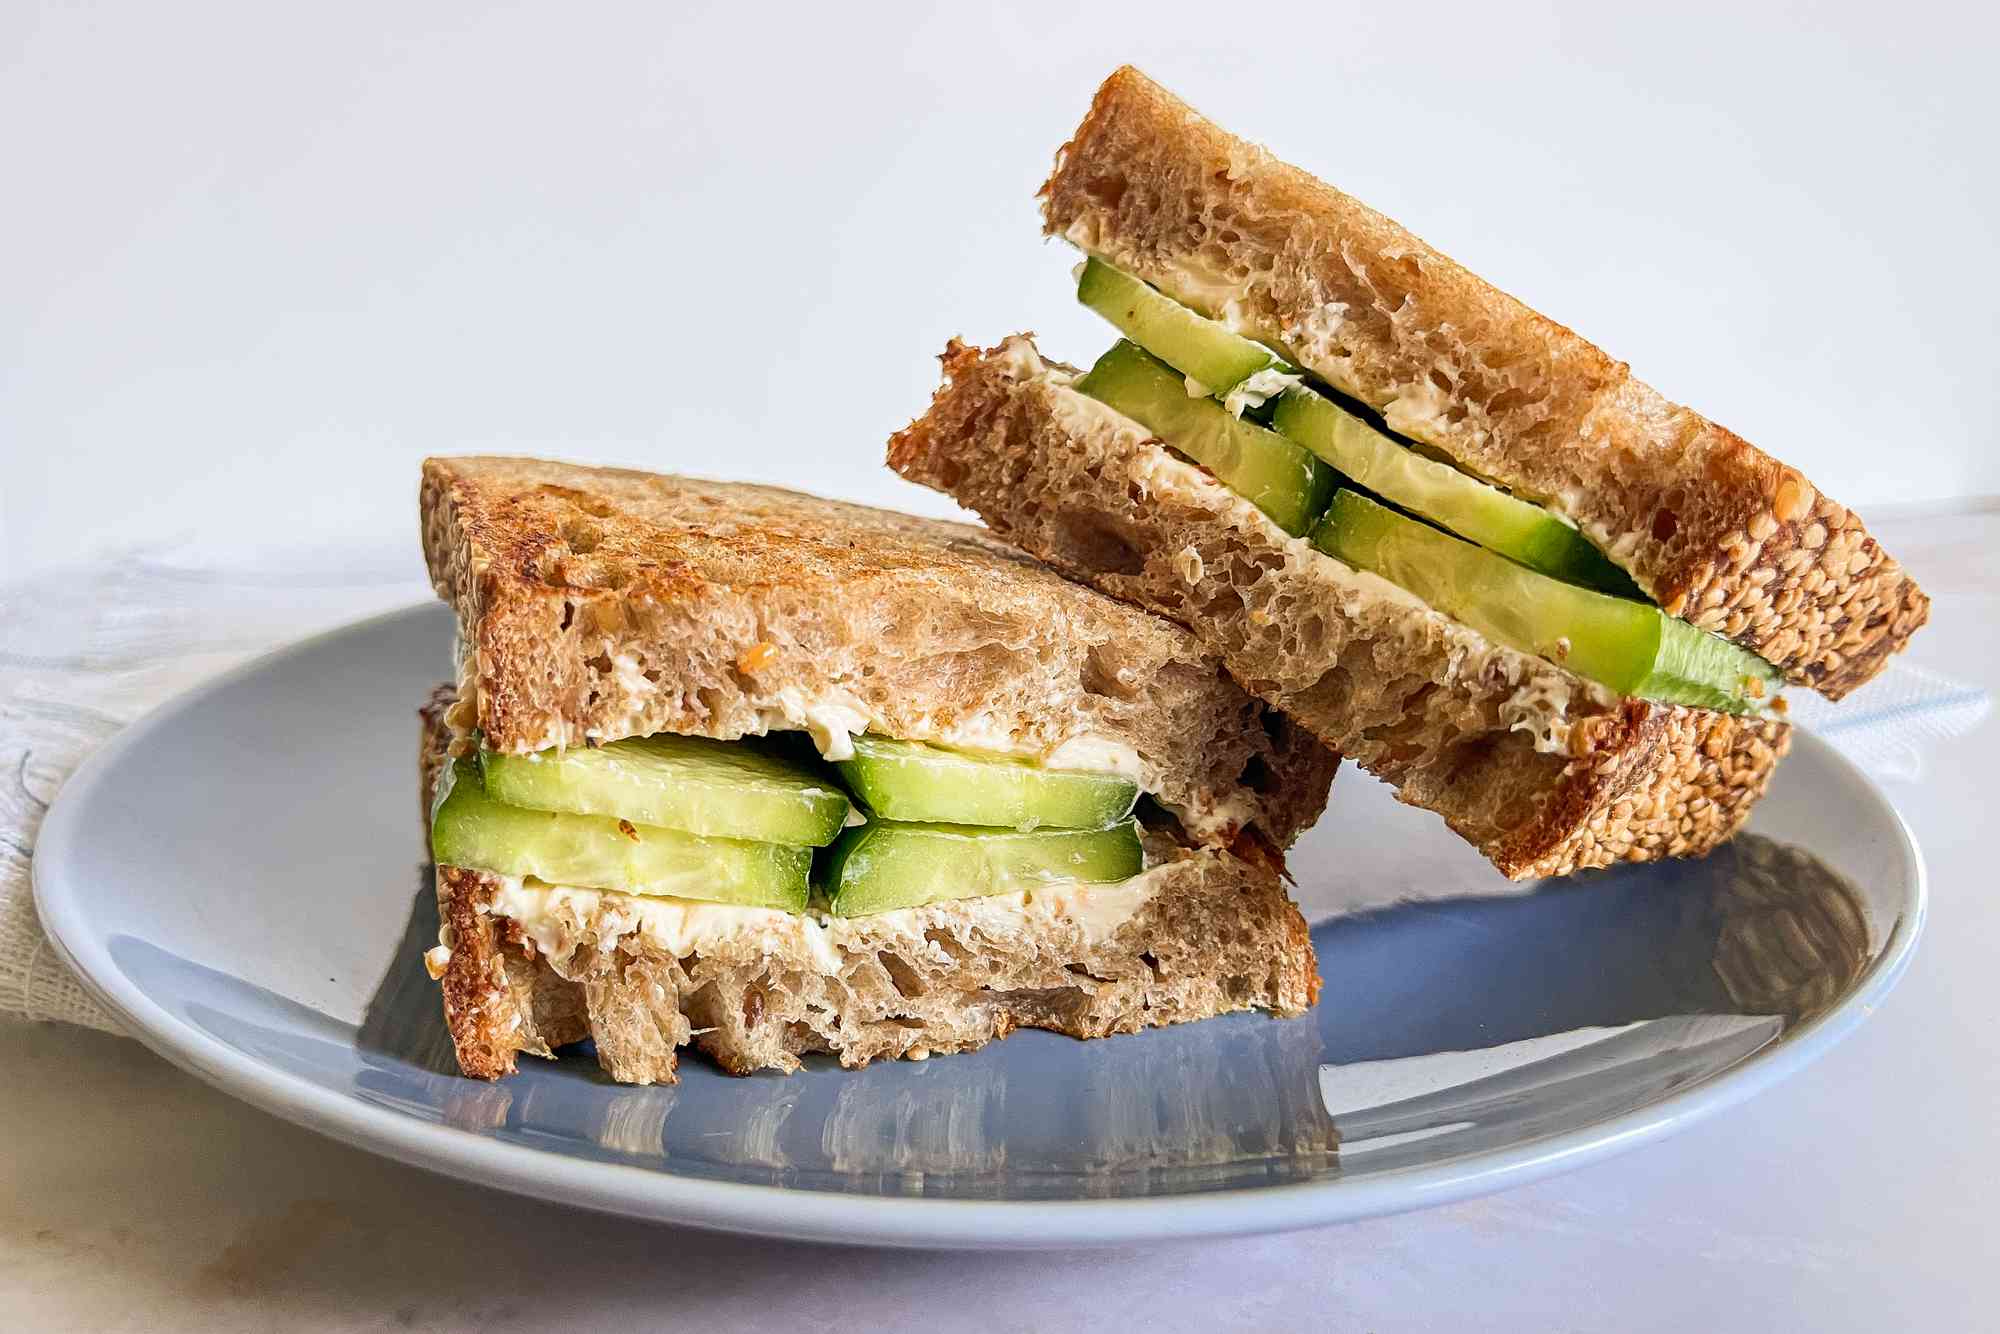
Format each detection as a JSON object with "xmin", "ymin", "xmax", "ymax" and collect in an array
[{"xmin": 421, "ymin": 456, "xmax": 1340, "ymax": 848}]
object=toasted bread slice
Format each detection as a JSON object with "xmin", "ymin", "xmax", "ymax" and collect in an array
[
  {"xmin": 1041, "ymin": 67, "xmax": 1925, "ymax": 699},
  {"xmin": 419, "ymin": 687, "xmax": 1320, "ymax": 1083},
  {"xmin": 888, "ymin": 337, "xmax": 1792, "ymax": 879},
  {"xmin": 421, "ymin": 456, "xmax": 1338, "ymax": 849}
]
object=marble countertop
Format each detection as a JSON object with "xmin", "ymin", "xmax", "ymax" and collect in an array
[{"xmin": 4, "ymin": 505, "xmax": 1994, "ymax": 1332}]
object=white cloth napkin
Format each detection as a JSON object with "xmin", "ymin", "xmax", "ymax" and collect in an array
[
  {"xmin": 1, "ymin": 547, "xmax": 430, "ymax": 1033},
  {"xmin": 1, "ymin": 548, "xmax": 1987, "ymax": 1037}
]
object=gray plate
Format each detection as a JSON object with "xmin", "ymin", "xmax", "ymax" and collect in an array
[{"xmin": 33, "ymin": 604, "xmax": 1924, "ymax": 1248}]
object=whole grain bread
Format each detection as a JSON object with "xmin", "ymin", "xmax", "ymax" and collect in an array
[
  {"xmin": 888, "ymin": 337, "xmax": 1792, "ymax": 879},
  {"xmin": 1041, "ymin": 67, "xmax": 1926, "ymax": 699},
  {"xmin": 421, "ymin": 456, "xmax": 1338, "ymax": 849},
  {"xmin": 419, "ymin": 687, "xmax": 1319, "ymax": 1083}
]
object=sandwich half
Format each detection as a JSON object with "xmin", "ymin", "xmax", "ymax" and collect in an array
[
  {"xmin": 889, "ymin": 67, "xmax": 1927, "ymax": 880},
  {"xmin": 418, "ymin": 456, "xmax": 1336, "ymax": 1083}
]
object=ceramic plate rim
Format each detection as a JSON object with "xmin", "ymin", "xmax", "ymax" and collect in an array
[{"xmin": 32, "ymin": 604, "xmax": 1929, "ymax": 1249}]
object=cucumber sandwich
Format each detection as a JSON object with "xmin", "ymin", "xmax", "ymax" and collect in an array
[
  {"xmin": 890, "ymin": 67, "xmax": 1928, "ymax": 880},
  {"xmin": 418, "ymin": 457, "xmax": 1336, "ymax": 1084}
]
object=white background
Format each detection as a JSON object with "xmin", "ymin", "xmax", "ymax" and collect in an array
[{"xmin": 4, "ymin": 0, "xmax": 1994, "ymax": 579}]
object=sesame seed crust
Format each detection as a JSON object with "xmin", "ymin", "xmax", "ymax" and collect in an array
[{"xmin": 1497, "ymin": 701, "xmax": 1792, "ymax": 880}]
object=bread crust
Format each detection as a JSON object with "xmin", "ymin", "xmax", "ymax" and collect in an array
[
  {"xmin": 421, "ymin": 455, "xmax": 1337, "ymax": 850},
  {"xmin": 421, "ymin": 687, "xmax": 593, "ymax": 1078},
  {"xmin": 888, "ymin": 337, "xmax": 1791, "ymax": 879},
  {"xmin": 1040, "ymin": 67, "xmax": 1926, "ymax": 699},
  {"xmin": 420, "ymin": 688, "xmax": 1319, "ymax": 1083}
]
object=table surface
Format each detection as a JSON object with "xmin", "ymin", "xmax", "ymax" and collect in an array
[{"xmin": 4, "ymin": 505, "xmax": 1994, "ymax": 1332}]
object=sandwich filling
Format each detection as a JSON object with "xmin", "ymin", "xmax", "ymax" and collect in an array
[
  {"xmin": 1064, "ymin": 257, "xmax": 1783, "ymax": 715},
  {"xmin": 482, "ymin": 866, "xmax": 1169, "ymax": 972},
  {"xmin": 431, "ymin": 725, "xmax": 1171, "ymax": 933}
]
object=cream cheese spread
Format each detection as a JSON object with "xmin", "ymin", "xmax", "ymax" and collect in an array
[
  {"xmin": 1039, "ymin": 733, "xmax": 1146, "ymax": 781},
  {"xmin": 764, "ymin": 685, "xmax": 873, "ymax": 761},
  {"xmin": 1222, "ymin": 366, "xmax": 1304, "ymax": 418},
  {"xmin": 483, "ymin": 865, "xmax": 1173, "ymax": 970},
  {"xmin": 1382, "ymin": 378, "xmax": 1454, "ymax": 443}
]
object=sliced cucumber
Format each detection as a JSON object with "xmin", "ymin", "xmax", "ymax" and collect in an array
[
  {"xmin": 1270, "ymin": 389, "xmax": 1638, "ymax": 594},
  {"xmin": 824, "ymin": 818, "xmax": 1145, "ymax": 917},
  {"xmin": 480, "ymin": 733, "xmax": 849, "ymax": 846},
  {"xmin": 432, "ymin": 760, "xmax": 811, "ymax": 910},
  {"xmin": 1075, "ymin": 340, "xmax": 1335, "ymax": 537},
  {"xmin": 1310, "ymin": 490, "xmax": 1779, "ymax": 713},
  {"xmin": 1077, "ymin": 257, "xmax": 1294, "ymax": 401},
  {"xmin": 834, "ymin": 734, "xmax": 1138, "ymax": 831}
]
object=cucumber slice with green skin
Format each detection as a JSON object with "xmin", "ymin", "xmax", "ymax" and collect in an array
[
  {"xmin": 1271, "ymin": 389, "xmax": 1640, "ymax": 596},
  {"xmin": 480, "ymin": 733, "xmax": 850, "ymax": 846},
  {"xmin": 1310, "ymin": 490, "xmax": 1780, "ymax": 713},
  {"xmin": 824, "ymin": 818, "xmax": 1145, "ymax": 917},
  {"xmin": 1077, "ymin": 258, "xmax": 1295, "ymax": 402},
  {"xmin": 834, "ymin": 733, "xmax": 1139, "ymax": 831},
  {"xmin": 1075, "ymin": 340, "xmax": 1335, "ymax": 537},
  {"xmin": 432, "ymin": 760, "xmax": 811, "ymax": 910}
]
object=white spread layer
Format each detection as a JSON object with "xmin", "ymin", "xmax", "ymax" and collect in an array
[
  {"xmin": 1221, "ymin": 366, "xmax": 1304, "ymax": 418},
  {"xmin": 1065, "ymin": 219, "xmax": 1253, "ymax": 334},
  {"xmin": 872, "ymin": 700, "xmax": 1145, "ymax": 781},
  {"xmin": 1381, "ymin": 378, "xmax": 1454, "ymax": 444},
  {"xmin": 1178, "ymin": 786, "xmax": 1269, "ymax": 841},
  {"xmin": 483, "ymin": 867, "xmax": 1171, "ymax": 971},
  {"xmin": 541, "ymin": 660, "xmax": 1147, "ymax": 779},
  {"xmin": 1039, "ymin": 733, "xmax": 1145, "ymax": 781},
  {"xmin": 763, "ymin": 685, "xmax": 873, "ymax": 761}
]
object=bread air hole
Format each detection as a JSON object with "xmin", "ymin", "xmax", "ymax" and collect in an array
[
  {"xmin": 1292, "ymin": 665, "xmax": 1354, "ymax": 721},
  {"xmin": 977, "ymin": 985, "xmax": 1088, "ymax": 1017},
  {"xmin": 1054, "ymin": 513, "xmax": 1145, "ymax": 577},
  {"xmin": 1084, "ymin": 171, "xmax": 1127, "ymax": 210},
  {"xmin": 877, "ymin": 951, "xmax": 927, "ymax": 999},
  {"xmin": 924, "ymin": 928, "xmax": 973, "ymax": 963},
  {"xmin": 1081, "ymin": 644, "xmax": 1141, "ymax": 701},
  {"xmin": 1237, "ymin": 753, "xmax": 1277, "ymax": 795}
]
